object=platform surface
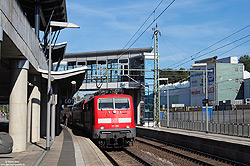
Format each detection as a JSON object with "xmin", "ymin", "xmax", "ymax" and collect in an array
[
  {"xmin": 0, "ymin": 127, "xmax": 112, "ymax": 166},
  {"xmin": 138, "ymin": 126, "xmax": 250, "ymax": 146}
]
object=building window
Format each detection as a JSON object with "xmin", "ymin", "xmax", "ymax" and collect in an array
[
  {"xmin": 77, "ymin": 61, "xmax": 86, "ymax": 67},
  {"xmin": 68, "ymin": 61, "xmax": 76, "ymax": 70}
]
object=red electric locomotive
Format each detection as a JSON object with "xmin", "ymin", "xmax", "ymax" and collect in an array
[{"xmin": 71, "ymin": 93, "xmax": 136, "ymax": 148}]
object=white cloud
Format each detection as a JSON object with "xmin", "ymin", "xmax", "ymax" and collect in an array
[
  {"xmin": 62, "ymin": 0, "xmax": 250, "ymax": 69},
  {"xmin": 68, "ymin": 2, "xmax": 115, "ymax": 20},
  {"xmin": 162, "ymin": 23, "xmax": 230, "ymax": 39},
  {"xmin": 67, "ymin": 2, "xmax": 153, "ymax": 35},
  {"xmin": 172, "ymin": 0, "xmax": 226, "ymax": 13}
]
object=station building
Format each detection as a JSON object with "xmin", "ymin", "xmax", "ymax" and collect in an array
[
  {"xmin": 159, "ymin": 56, "xmax": 248, "ymax": 109},
  {"xmin": 243, "ymin": 78, "xmax": 250, "ymax": 100},
  {"xmin": 0, "ymin": 0, "xmax": 86, "ymax": 152},
  {"xmin": 191, "ymin": 56, "xmax": 244, "ymax": 107}
]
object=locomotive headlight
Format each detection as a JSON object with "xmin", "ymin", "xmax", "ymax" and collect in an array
[
  {"xmin": 100, "ymin": 126, "xmax": 104, "ymax": 129},
  {"xmin": 126, "ymin": 126, "xmax": 130, "ymax": 128}
]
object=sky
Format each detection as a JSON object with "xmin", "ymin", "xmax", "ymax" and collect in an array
[{"xmin": 57, "ymin": 0, "xmax": 250, "ymax": 70}]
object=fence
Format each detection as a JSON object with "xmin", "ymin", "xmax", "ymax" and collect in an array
[{"xmin": 160, "ymin": 109, "xmax": 250, "ymax": 137}]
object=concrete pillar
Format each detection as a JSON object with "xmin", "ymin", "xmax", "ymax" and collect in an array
[
  {"xmin": 9, "ymin": 60, "xmax": 29, "ymax": 152},
  {"xmin": 27, "ymin": 75, "xmax": 41, "ymax": 143}
]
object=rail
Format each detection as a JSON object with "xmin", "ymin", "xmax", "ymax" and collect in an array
[{"xmin": 138, "ymin": 136, "xmax": 248, "ymax": 166}]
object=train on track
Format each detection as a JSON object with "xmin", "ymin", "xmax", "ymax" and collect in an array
[{"xmin": 70, "ymin": 93, "xmax": 136, "ymax": 148}]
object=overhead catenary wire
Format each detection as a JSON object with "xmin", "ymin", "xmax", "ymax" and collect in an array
[
  {"xmin": 95, "ymin": 0, "xmax": 176, "ymax": 89},
  {"xmin": 169, "ymin": 23, "xmax": 250, "ymax": 69},
  {"xmin": 194, "ymin": 34, "xmax": 250, "ymax": 59},
  {"xmin": 160, "ymin": 35, "xmax": 189, "ymax": 69},
  {"xmin": 109, "ymin": 0, "xmax": 176, "ymax": 63},
  {"xmin": 122, "ymin": 0, "xmax": 164, "ymax": 49},
  {"xmin": 121, "ymin": 0, "xmax": 176, "ymax": 56},
  {"xmin": 217, "ymin": 39, "xmax": 250, "ymax": 58},
  {"xmin": 171, "ymin": 34, "xmax": 250, "ymax": 69},
  {"xmin": 192, "ymin": 24, "xmax": 250, "ymax": 59}
]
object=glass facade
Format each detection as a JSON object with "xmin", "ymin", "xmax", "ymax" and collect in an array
[
  {"xmin": 55, "ymin": 54, "xmax": 147, "ymax": 85},
  {"xmin": 144, "ymin": 58, "xmax": 154, "ymax": 119}
]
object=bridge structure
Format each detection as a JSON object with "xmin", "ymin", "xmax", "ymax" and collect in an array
[{"xmin": 58, "ymin": 47, "xmax": 154, "ymax": 124}]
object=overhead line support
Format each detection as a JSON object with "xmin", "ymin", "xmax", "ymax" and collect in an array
[{"xmin": 153, "ymin": 24, "xmax": 161, "ymax": 128}]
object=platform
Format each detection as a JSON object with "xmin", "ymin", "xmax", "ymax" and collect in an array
[
  {"xmin": 136, "ymin": 126, "xmax": 250, "ymax": 165},
  {"xmin": 0, "ymin": 127, "xmax": 112, "ymax": 166}
]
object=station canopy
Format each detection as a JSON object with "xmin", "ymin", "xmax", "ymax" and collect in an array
[{"xmin": 18, "ymin": 0, "xmax": 67, "ymax": 31}]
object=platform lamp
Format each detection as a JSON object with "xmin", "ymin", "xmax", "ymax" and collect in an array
[
  {"xmin": 192, "ymin": 63, "xmax": 208, "ymax": 133},
  {"xmin": 71, "ymin": 80, "xmax": 77, "ymax": 101},
  {"xmin": 46, "ymin": 21, "xmax": 80, "ymax": 151}
]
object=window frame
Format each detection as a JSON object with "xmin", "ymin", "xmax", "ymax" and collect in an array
[{"xmin": 97, "ymin": 97, "xmax": 131, "ymax": 110}]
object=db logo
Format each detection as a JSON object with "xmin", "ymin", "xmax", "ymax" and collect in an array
[
  {"xmin": 63, "ymin": 99, "xmax": 74, "ymax": 105},
  {"xmin": 112, "ymin": 118, "xmax": 118, "ymax": 123}
]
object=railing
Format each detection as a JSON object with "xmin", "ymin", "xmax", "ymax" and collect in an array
[
  {"xmin": 160, "ymin": 109, "xmax": 250, "ymax": 137},
  {"xmin": 0, "ymin": 116, "xmax": 8, "ymax": 123}
]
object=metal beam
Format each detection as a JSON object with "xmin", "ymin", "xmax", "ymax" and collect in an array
[{"xmin": 39, "ymin": 7, "xmax": 47, "ymax": 28}]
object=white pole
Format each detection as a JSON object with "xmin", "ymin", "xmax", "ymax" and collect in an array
[
  {"xmin": 51, "ymin": 94, "xmax": 55, "ymax": 142},
  {"xmin": 205, "ymin": 65, "xmax": 208, "ymax": 133},
  {"xmin": 167, "ymin": 79, "xmax": 170, "ymax": 127},
  {"xmin": 46, "ymin": 26, "xmax": 52, "ymax": 151}
]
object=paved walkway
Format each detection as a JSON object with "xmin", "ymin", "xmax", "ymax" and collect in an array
[
  {"xmin": 0, "ymin": 127, "xmax": 112, "ymax": 166},
  {"xmin": 57, "ymin": 128, "xmax": 76, "ymax": 166}
]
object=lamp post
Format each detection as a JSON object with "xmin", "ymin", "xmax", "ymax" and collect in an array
[
  {"xmin": 167, "ymin": 79, "xmax": 169, "ymax": 127},
  {"xmin": 145, "ymin": 84, "xmax": 150, "ymax": 127},
  {"xmin": 71, "ymin": 80, "xmax": 77, "ymax": 102},
  {"xmin": 192, "ymin": 63, "xmax": 208, "ymax": 133},
  {"xmin": 46, "ymin": 21, "xmax": 79, "ymax": 151}
]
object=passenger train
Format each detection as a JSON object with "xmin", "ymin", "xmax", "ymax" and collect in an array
[{"xmin": 70, "ymin": 93, "xmax": 136, "ymax": 148}]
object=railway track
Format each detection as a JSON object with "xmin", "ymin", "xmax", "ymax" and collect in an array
[
  {"xmin": 102, "ymin": 137, "xmax": 248, "ymax": 166},
  {"xmin": 102, "ymin": 149, "xmax": 152, "ymax": 166},
  {"xmin": 137, "ymin": 136, "xmax": 248, "ymax": 166}
]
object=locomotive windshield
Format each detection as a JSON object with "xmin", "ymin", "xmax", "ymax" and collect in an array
[
  {"xmin": 98, "ymin": 98, "xmax": 113, "ymax": 110},
  {"xmin": 98, "ymin": 97, "xmax": 130, "ymax": 110},
  {"xmin": 114, "ymin": 98, "xmax": 130, "ymax": 109}
]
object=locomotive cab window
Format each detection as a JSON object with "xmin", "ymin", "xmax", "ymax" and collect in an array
[
  {"xmin": 114, "ymin": 98, "xmax": 130, "ymax": 109},
  {"xmin": 98, "ymin": 98, "xmax": 113, "ymax": 110},
  {"xmin": 98, "ymin": 97, "xmax": 130, "ymax": 110}
]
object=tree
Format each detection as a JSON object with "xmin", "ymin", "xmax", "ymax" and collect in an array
[
  {"xmin": 159, "ymin": 68, "xmax": 190, "ymax": 84},
  {"xmin": 239, "ymin": 55, "xmax": 250, "ymax": 72}
]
